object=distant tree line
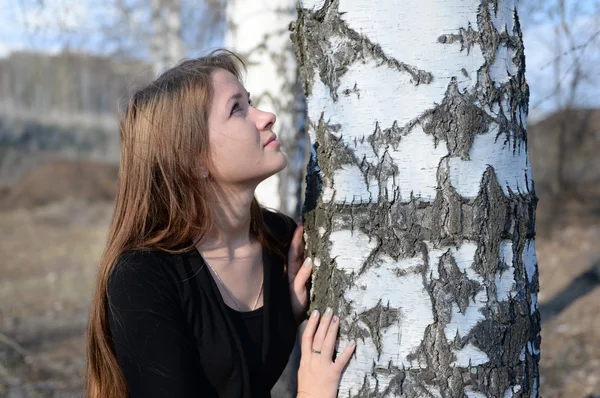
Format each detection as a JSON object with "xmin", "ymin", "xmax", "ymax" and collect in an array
[
  {"xmin": 0, "ymin": 50, "xmax": 152, "ymax": 184},
  {"xmin": 0, "ymin": 50, "xmax": 152, "ymax": 124}
]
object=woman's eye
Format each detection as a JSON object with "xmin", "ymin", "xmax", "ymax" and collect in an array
[{"xmin": 231, "ymin": 98, "xmax": 252, "ymax": 115}]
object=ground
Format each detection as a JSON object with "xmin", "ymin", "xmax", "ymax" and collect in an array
[
  {"xmin": 0, "ymin": 162, "xmax": 599, "ymax": 397},
  {"xmin": 0, "ymin": 200, "xmax": 109, "ymax": 397},
  {"xmin": 536, "ymin": 222, "xmax": 600, "ymax": 398}
]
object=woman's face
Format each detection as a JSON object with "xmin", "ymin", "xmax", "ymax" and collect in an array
[{"xmin": 207, "ymin": 68, "xmax": 287, "ymax": 189}]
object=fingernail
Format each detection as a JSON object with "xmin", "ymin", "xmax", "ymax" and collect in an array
[
  {"xmin": 325, "ymin": 307, "xmax": 332, "ymax": 316},
  {"xmin": 311, "ymin": 309, "xmax": 319, "ymax": 317},
  {"xmin": 350, "ymin": 341, "xmax": 356, "ymax": 347},
  {"xmin": 303, "ymin": 258, "xmax": 312, "ymax": 268},
  {"xmin": 332, "ymin": 315, "xmax": 338, "ymax": 323}
]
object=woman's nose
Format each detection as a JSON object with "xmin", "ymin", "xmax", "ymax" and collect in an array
[{"xmin": 254, "ymin": 108, "xmax": 276, "ymax": 131}]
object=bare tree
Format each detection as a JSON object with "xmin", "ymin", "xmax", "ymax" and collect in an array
[
  {"xmin": 6, "ymin": 0, "xmax": 224, "ymax": 72},
  {"xmin": 520, "ymin": 0, "xmax": 600, "ymax": 112},
  {"xmin": 521, "ymin": 0, "xmax": 600, "ymax": 227},
  {"xmin": 109, "ymin": 0, "xmax": 185, "ymax": 75}
]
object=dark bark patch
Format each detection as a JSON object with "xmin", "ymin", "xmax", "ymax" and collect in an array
[
  {"xmin": 422, "ymin": 82, "xmax": 489, "ymax": 159},
  {"xmin": 437, "ymin": 252, "xmax": 482, "ymax": 313},
  {"xmin": 358, "ymin": 302, "xmax": 401, "ymax": 358},
  {"xmin": 438, "ymin": 24, "xmax": 480, "ymax": 54}
]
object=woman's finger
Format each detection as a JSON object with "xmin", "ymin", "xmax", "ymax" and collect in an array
[
  {"xmin": 301, "ymin": 309, "xmax": 320, "ymax": 357},
  {"xmin": 333, "ymin": 341, "xmax": 356, "ymax": 372},
  {"xmin": 289, "ymin": 224, "xmax": 304, "ymax": 260},
  {"xmin": 293, "ymin": 257, "xmax": 312, "ymax": 293},
  {"xmin": 312, "ymin": 307, "xmax": 333, "ymax": 353},
  {"xmin": 321, "ymin": 314, "xmax": 340, "ymax": 359},
  {"xmin": 287, "ymin": 225, "xmax": 305, "ymax": 283}
]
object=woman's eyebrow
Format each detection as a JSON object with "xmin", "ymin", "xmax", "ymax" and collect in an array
[
  {"xmin": 227, "ymin": 92, "xmax": 242, "ymax": 104},
  {"xmin": 226, "ymin": 90, "xmax": 250, "ymax": 106}
]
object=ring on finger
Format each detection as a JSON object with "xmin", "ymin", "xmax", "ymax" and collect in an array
[{"xmin": 311, "ymin": 349, "xmax": 321, "ymax": 354}]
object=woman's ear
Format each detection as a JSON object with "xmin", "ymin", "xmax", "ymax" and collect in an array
[{"xmin": 199, "ymin": 164, "xmax": 209, "ymax": 179}]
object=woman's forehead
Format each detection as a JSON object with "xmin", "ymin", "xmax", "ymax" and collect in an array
[{"xmin": 211, "ymin": 69, "xmax": 244, "ymax": 97}]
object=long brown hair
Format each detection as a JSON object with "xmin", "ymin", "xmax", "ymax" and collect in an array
[{"xmin": 85, "ymin": 49, "xmax": 281, "ymax": 398}]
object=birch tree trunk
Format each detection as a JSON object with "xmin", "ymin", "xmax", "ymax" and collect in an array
[
  {"xmin": 226, "ymin": 0, "xmax": 306, "ymax": 215},
  {"xmin": 291, "ymin": 0, "xmax": 540, "ymax": 397},
  {"xmin": 150, "ymin": 0, "xmax": 184, "ymax": 76}
]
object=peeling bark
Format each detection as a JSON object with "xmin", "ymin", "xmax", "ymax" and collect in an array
[
  {"xmin": 226, "ymin": 0, "xmax": 306, "ymax": 215},
  {"xmin": 292, "ymin": 0, "xmax": 540, "ymax": 396}
]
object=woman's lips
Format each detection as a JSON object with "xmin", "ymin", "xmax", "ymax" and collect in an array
[{"xmin": 264, "ymin": 134, "xmax": 279, "ymax": 147}]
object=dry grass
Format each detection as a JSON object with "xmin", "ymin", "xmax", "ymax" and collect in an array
[{"xmin": 0, "ymin": 200, "xmax": 111, "ymax": 397}]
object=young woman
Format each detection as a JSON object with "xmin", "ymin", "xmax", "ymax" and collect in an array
[{"xmin": 85, "ymin": 49, "xmax": 355, "ymax": 398}]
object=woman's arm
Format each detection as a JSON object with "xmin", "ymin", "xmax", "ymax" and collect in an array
[{"xmin": 107, "ymin": 252, "xmax": 203, "ymax": 397}]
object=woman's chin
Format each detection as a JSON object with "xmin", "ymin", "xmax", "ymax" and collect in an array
[
  {"xmin": 277, "ymin": 156, "xmax": 288, "ymax": 171},
  {"xmin": 256, "ymin": 160, "xmax": 288, "ymax": 183},
  {"xmin": 266, "ymin": 162, "xmax": 288, "ymax": 180},
  {"xmin": 267, "ymin": 154, "xmax": 288, "ymax": 174}
]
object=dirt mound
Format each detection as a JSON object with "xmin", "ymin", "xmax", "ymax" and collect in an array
[
  {"xmin": 528, "ymin": 108, "xmax": 600, "ymax": 233},
  {"xmin": 0, "ymin": 159, "xmax": 119, "ymax": 210}
]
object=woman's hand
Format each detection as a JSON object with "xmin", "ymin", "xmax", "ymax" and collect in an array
[
  {"xmin": 287, "ymin": 223, "xmax": 312, "ymax": 323},
  {"xmin": 297, "ymin": 308, "xmax": 356, "ymax": 398}
]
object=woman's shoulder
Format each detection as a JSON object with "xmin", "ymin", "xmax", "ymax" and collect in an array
[
  {"xmin": 112, "ymin": 249, "xmax": 173, "ymax": 276},
  {"xmin": 108, "ymin": 249, "xmax": 184, "ymax": 299}
]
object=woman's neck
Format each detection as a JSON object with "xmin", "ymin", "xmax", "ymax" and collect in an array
[{"xmin": 198, "ymin": 185, "xmax": 257, "ymax": 256}]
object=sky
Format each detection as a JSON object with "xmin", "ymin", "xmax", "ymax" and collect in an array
[
  {"xmin": 522, "ymin": 9, "xmax": 600, "ymax": 120},
  {"xmin": 0, "ymin": 0, "xmax": 598, "ymax": 120}
]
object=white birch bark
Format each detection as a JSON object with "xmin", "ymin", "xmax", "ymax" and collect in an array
[
  {"xmin": 150, "ymin": 0, "xmax": 184, "ymax": 76},
  {"xmin": 226, "ymin": 0, "xmax": 305, "ymax": 215},
  {"xmin": 292, "ymin": 0, "xmax": 540, "ymax": 396}
]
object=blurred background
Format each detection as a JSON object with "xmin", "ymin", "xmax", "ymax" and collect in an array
[{"xmin": 0, "ymin": 0, "xmax": 599, "ymax": 397}]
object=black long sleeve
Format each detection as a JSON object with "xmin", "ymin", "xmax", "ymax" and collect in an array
[
  {"xmin": 105, "ymin": 209, "xmax": 298, "ymax": 398},
  {"xmin": 107, "ymin": 251, "xmax": 205, "ymax": 397}
]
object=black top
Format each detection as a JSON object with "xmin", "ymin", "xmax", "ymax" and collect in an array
[
  {"xmin": 107, "ymin": 210, "xmax": 298, "ymax": 398},
  {"xmin": 226, "ymin": 306, "xmax": 265, "ymax": 395}
]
